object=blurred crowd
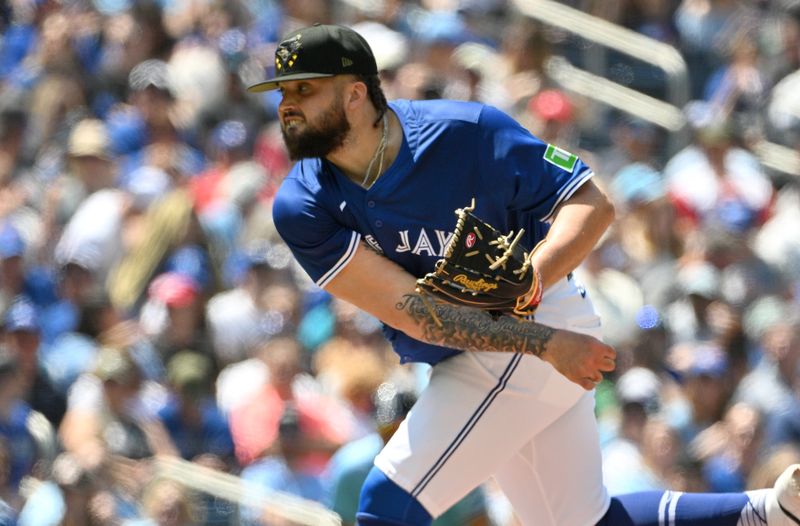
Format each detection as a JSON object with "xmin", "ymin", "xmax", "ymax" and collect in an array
[{"xmin": 1, "ymin": 0, "xmax": 800, "ymax": 525}]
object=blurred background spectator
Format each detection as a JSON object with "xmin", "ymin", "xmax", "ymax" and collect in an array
[
  {"xmin": 3, "ymin": 296, "xmax": 66, "ymax": 427},
  {"xmin": 0, "ymin": 0, "xmax": 799, "ymax": 524}
]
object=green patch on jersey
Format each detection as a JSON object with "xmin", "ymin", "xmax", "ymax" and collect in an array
[{"xmin": 543, "ymin": 144, "xmax": 578, "ymax": 172}]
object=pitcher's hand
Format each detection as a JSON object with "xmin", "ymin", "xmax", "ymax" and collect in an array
[{"xmin": 541, "ymin": 329, "xmax": 616, "ymax": 390}]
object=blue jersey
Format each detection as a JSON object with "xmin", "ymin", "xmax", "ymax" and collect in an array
[{"xmin": 273, "ymin": 99, "xmax": 594, "ymax": 365}]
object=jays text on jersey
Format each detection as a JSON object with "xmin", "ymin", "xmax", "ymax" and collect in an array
[{"xmin": 273, "ymin": 99, "xmax": 593, "ymax": 365}]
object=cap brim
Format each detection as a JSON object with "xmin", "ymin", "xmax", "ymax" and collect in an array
[
  {"xmin": 247, "ymin": 72, "xmax": 335, "ymax": 93},
  {"xmin": 68, "ymin": 151, "xmax": 111, "ymax": 161}
]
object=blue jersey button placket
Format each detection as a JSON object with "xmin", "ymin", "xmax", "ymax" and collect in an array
[{"xmin": 366, "ymin": 200, "xmax": 380, "ymax": 231}]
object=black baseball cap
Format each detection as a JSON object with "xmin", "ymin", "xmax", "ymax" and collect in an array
[{"xmin": 247, "ymin": 24, "xmax": 378, "ymax": 93}]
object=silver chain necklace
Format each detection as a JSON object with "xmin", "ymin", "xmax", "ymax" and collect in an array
[{"xmin": 361, "ymin": 113, "xmax": 389, "ymax": 189}]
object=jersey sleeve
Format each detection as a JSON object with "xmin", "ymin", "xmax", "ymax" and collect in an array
[
  {"xmin": 477, "ymin": 105, "xmax": 594, "ymax": 222},
  {"xmin": 272, "ymin": 175, "xmax": 361, "ymax": 288}
]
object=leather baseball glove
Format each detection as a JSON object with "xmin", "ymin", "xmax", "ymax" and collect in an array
[{"xmin": 416, "ymin": 199, "xmax": 543, "ymax": 316}]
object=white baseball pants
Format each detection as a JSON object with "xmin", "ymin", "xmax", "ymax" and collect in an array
[{"xmin": 374, "ymin": 276, "xmax": 611, "ymax": 525}]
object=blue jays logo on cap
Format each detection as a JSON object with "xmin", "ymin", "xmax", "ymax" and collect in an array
[{"xmin": 275, "ymin": 34, "xmax": 302, "ymax": 72}]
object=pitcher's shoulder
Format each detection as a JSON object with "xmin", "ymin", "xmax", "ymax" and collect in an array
[{"xmin": 391, "ymin": 99, "xmax": 485, "ymax": 126}]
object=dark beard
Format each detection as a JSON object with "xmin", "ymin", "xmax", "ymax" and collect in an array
[{"xmin": 281, "ymin": 99, "xmax": 351, "ymax": 160}]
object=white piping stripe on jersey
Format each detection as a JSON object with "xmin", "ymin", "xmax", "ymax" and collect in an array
[
  {"xmin": 668, "ymin": 491, "xmax": 683, "ymax": 526},
  {"xmin": 316, "ymin": 231, "xmax": 361, "ymax": 288},
  {"xmin": 411, "ymin": 353, "xmax": 522, "ymax": 498},
  {"xmin": 541, "ymin": 169, "xmax": 594, "ymax": 223},
  {"xmin": 657, "ymin": 491, "xmax": 671, "ymax": 526}
]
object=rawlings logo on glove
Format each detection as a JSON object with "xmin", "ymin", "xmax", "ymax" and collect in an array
[
  {"xmin": 416, "ymin": 199, "xmax": 544, "ymax": 317},
  {"xmin": 452, "ymin": 275, "xmax": 499, "ymax": 293}
]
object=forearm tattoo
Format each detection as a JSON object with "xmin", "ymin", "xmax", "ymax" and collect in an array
[{"xmin": 396, "ymin": 293, "xmax": 554, "ymax": 357}]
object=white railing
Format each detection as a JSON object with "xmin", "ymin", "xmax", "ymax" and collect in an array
[
  {"xmin": 156, "ymin": 455, "xmax": 342, "ymax": 526},
  {"xmin": 545, "ymin": 56, "xmax": 686, "ymax": 132},
  {"xmin": 511, "ymin": 0, "xmax": 690, "ymax": 109},
  {"xmin": 512, "ymin": 0, "xmax": 800, "ymax": 176}
]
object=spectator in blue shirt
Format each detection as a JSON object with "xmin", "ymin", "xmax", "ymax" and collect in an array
[
  {"xmin": 158, "ymin": 350, "xmax": 234, "ymax": 464},
  {"xmin": 0, "ymin": 354, "xmax": 39, "ymax": 490},
  {"xmin": 239, "ymin": 403, "xmax": 327, "ymax": 525},
  {"xmin": 3, "ymin": 297, "xmax": 66, "ymax": 427}
]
